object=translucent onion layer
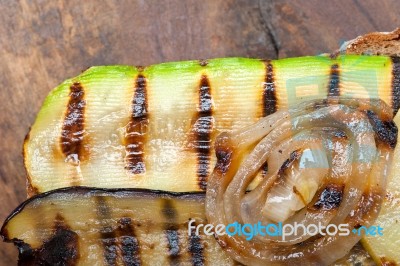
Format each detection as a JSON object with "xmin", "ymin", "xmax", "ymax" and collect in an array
[{"xmin": 205, "ymin": 98, "xmax": 397, "ymax": 265}]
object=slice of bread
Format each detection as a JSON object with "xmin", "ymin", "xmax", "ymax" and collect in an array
[{"xmin": 339, "ymin": 28, "xmax": 400, "ymax": 56}]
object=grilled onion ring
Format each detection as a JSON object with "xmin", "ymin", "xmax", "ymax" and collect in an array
[{"xmin": 205, "ymin": 98, "xmax": 397, "ymax": 265}]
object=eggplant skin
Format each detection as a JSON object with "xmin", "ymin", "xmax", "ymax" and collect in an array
[
  {"xmin": 1, "ymin": 187, "xmax": 235, "ymax": 266},
  {"xmin": 1, "ymin": 187, "xmax": 378, "ymax": 266}
]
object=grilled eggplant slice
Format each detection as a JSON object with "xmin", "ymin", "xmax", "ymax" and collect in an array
[
  {"xmin": 1, "ymin": 187, "xmax": 380, "ymax": 266},
  {"xmin": 24, "ymin": 55, "xmax": 400, "ymax": 195},
  {"xmin": 1, "ymin": 187, "xmax": 235, "ymax": 266}
]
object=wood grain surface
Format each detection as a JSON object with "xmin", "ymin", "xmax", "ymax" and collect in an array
[{"xmin": 0, "ymin": 0, "xmax": 399, "ymax": 264}]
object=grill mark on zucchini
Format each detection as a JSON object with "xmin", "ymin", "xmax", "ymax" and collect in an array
[
  {"xmin": 60, "ymin": 82, "xmax": 86, "ymax": 165},
  {"xmin": 262, "ymin": 60, "xmax": 277, "ymax": 116},
  {"xmin": 162, "ymin": 199, "xmax": 181, "ymax": 265},
  {"xmin": 392, "ymin": 57, "xmax": 400, "ymax": 116},
  {"xmin": 260, "ymin": 60, "xmax": 276, "ymax": 178},
  {"xmin": 194, "ymin": 75, "xmax": 213, "ymax": 190},
  {"xmin": 328, "ymin": 63, "xmax": 340, "ymax": 97},
  {"xmin": 125, "ymin": 74, "xmax": 149, "ymax": 175}
]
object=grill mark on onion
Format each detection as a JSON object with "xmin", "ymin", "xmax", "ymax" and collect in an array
[
  {"xmin": 277, "ymin": 149, "xmax": 302, "ymax": 178},
  {"xmin": 262, "ymin": 60, "xmax": 277, "ymax": 116},
  {"xmin": 261, "ymin": 162, "xmax": 269, "ymax": 178},
  {"xmin": 205, "ymin": 98, "xmax": 397, "ymax": 265},
  {"xmin": 162, "ymin": 199, "xmax": 181, "ymax": 264},
  {"xmin": 366, "ymin": 110, "xmax": 398, "ymax": 148},
  {"xmin": 352, "ymin": 190, "xmax": 384, "ymax": 221},
  {"xmin": 331, "ymin": 129, "xmax": 347, "ymax": 139},
  {"xmin": 125, "ymin": 74, "xmax": 148, "ymax": 175},
  {"xmin": 391, "ymin": 57, "xmax": 400, "ymax": 116},
  {"xmin": 60, "ymin": 82, "xmax": 86, "ymax": 165},
  {"xmin": 214, "ymin": 133, "xmax": 234, "ymax": 175},
  {"xmin": 311, "ymin": 184, "xmax": 344, "ymax": 211},
  {"xmin": 328, "ymin": 64, "xmax": 340, "ymax": 97},
  {"xmin": 193, "ymin": 75, "xmax": 213, "ymax": 190}
]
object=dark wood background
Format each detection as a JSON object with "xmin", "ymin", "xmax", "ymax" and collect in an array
[{"xmin": 1, "ymin": 0, "xmax": 399, "ymax": 264}]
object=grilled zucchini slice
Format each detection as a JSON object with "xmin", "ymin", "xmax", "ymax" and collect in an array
[{"xmin": 24, "ymin": 55, "xmax": 397, "ymax": 195}]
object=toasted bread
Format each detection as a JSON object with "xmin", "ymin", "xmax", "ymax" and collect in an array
[{"xmin": 340, "ymin": 28, "xmax": 400, "ymax": 56}]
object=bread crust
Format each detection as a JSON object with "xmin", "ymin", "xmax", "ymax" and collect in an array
[{"xmin": 340, "ymin": 28, "xmax": 400, "ymax": 56}]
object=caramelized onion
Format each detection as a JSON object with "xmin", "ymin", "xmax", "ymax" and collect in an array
[{"xmin": 205, "ymin": 98, "xmax": 397, "ymax": 265}]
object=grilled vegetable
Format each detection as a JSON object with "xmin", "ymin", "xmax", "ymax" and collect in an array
[
  {"xmin": 25, "ymin": 55, "xmax": 400, "ymax": 195},
  {"xmin": 361, "ymin": 110, "xmax": 400, "ymax": 265},
  {"xmin": 206, "ymin": 98, "xmax": 397, "ymax": 265},
  {"xmin": 17, "ymin": 54, "xmax": 400, "ymax": 265},
  {"xmin": 0, "ymin": 187, "xmax": 235, "ymax": 266},
  {"xmin": 0, "ymin": 187, "xmax": 380, "ymax": 266}
]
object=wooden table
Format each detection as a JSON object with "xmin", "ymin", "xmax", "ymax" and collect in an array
[{"xmin": 1, "ymin": 0, "xmax": 399, "ymax": 264}]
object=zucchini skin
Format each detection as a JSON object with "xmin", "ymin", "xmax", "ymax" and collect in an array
[{"xmin": 24, "ymin": 55, "xmax": 400, "ymax": 194}]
